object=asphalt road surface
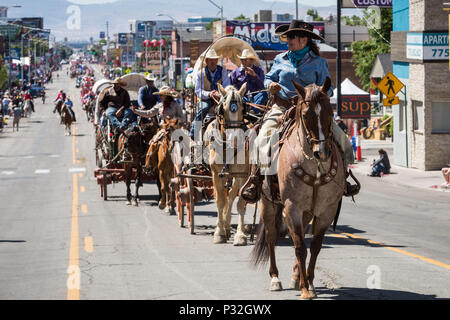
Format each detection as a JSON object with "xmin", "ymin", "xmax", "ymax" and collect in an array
[{"xmin": 1, "ymin": 66, "xmax": 449, "ymax": 300}]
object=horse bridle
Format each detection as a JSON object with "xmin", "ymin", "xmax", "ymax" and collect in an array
[{"xmin": 216, "ymin": 92, "xmax": 247, "ymax": 132}]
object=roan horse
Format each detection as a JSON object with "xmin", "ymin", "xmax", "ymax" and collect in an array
[
  {"xmin": 60, "ymin": 104, "xmax": 73, "ymax": 136},
  {"xmin": 252, "ymin": 77, "xmax": 347, "ymax": 299},
  {"xmin": 205, "ymin": 83, "xmax": 250, "ymax": 246},
  {"xmin": 144, "ymin": 118, "xmax": 180, "ymax": 214},
  {"xmin": 117, "ymin": 127, "xmax": 148, "ymax": 206}
]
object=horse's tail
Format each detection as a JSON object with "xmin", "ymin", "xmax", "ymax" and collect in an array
[{"xmin": 251, "ymin": 203, "xmax": 283, "ymax": 267}]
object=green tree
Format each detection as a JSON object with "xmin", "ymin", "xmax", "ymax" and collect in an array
[
  {"xmin": 0, "ymin": 57, "xmax": 8, "ymax": 89},
  {"xmin": 234, "ymin": 14, "xmax": 250, "ymax": 21},
  {"xmin": 307, "ymin": 9, "xmax": 324, "ymax": 21},
  {"xmin": 351, "ymin": 8, "xmax": 392, "ymax": 91},
  {"xmin": 205, "ymin": 18, "xmax": 221, "ymax": 31}
]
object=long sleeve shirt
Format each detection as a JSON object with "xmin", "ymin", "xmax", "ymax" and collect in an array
[
  {"xmin": 265, "ymin": 50, "xmax": 334, "ymax": 100},
  {"xmin": 230, "ymin": 65, "xmax": 265, "ymax": 94},
  {"xmin": 133, "ymin": 101, "xmax": 184, "ymax": 124},
  {"xmin": 137, "ymin": 85, "xmax": 161, "ymax": 109},
  {"xmin": 195, "ymin": 66, "xmax": 230, "ymax": 101},
  {"xmin": 98, "ymin": 86, "xmax": 130, "ymax": 111}
]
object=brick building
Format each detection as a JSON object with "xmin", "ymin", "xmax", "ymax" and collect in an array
[{"xmin": 391, "ymin": 0, "xmax": 450, "ymax": 170}]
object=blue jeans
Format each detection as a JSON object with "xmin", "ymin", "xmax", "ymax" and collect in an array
[
  {"xmin": 105, "ymin": 107, "xmax": 135, "ymax": 129},
  {"xmin": 243, "ymin": 91, "xmax": 268, "ymax": 114},
  {"xmin": 190, "ymin": 100, "xmax": 214, "ymax": 138},
  {"xmin": 372, "ymin": 163, "xmax": 388, "ymax": 176}
]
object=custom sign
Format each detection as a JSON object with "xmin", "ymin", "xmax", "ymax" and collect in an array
[
  {"xmin": 339, "ymin": 95, "xmax": 371, "ymax": 119},
  {"xmin": 383, "ymin": 96, "xmax": 400, "ymax": 106},
  {"xmin": 342, "ymin": 0, "xmax": 392, "ymax": 8},
  {"xmin": 226, "ymin": 21, "xmax": 325, "ymax": 51},
  {"xmin": 407, "ymin": 32, "xmax": 449, "ymax": 61},
  {"xmin": 377, "ymin": 72, "xmax": 404, "ymax": 98}
]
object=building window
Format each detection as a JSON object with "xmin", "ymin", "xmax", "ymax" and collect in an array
[
  {"xmin": 432, "ymin": 102, "xmax": 450, "ymax": 133},
  {"xmin": 413, "ymin": 100, "xmax": 424, "ymax": 132}
]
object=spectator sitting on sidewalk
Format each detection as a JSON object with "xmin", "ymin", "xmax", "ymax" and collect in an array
[
  {"xmin": 441, "ymin": 163, "xmax": 450, "ymax": 188},
  {"xmin": 369, "ymin": 149, "xmax": 391, "ymax": 177}
]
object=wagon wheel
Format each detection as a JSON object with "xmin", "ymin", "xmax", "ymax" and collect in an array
[
  {"xmin": 172, "ymin": 141, "xmax": 184, "ymax": 228},
  {"xmin": 102, "ymin": 171, "xmax": 108, "ymax": 201},
  {"xmin": 186, "ymin": 169, "xmax": 195, "ymax": 235}
]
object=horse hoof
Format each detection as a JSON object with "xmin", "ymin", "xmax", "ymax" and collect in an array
[
  {"xmin": 308, "ymin": 284, "xmax": 317, "ymax": 299},
  {"xmin": 270, "ymin": 278, "xmax": 283, "ymax": 291},
  {"xmin": 300, "ymin": 292, "xmax": 314, "ymax": 300},
  {"xmin": 289, "ymin": 279, "xmax": 300, "ymax": 290},
  {"xmin": 126, "ymin": 200, "xmax": 132, "ymax": 206},
  {"xmin": 164, "ymin": 207, "xmax": 171, "ymax": 215},
  {"xmin": 213, "ymin": 235, "xmax": 227, "ymax": 244},
  {"xmin": 169, "ymin": 207, "xmax": 176, "ymax": 216},
  {"xmin": 132, "ymin": 200, "xmax": 138, "ymax": 207},
  {"xmin": 233, "ymin": 234, "xmax": 247, "ymax": 246},
  {"xmin": 158, "ymin": 202, "xmax": 166, "ymax": 210}
]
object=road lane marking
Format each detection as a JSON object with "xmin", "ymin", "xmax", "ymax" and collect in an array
[
  {"xmin": 35, "ymin": 169, "xmax": 50, "ymax": 174},
  {"xmin": 69, "ymin": 167, "xmax": 86, "ymax": 173},
  {"xmin": 80, "ymin": 186, "xmax": 85, "ymax": 192},
  {"xmin": 84, "ymin": 236, "xmax": 94, "ymax": 253},
  {"xmin": 340, "ymin": 232, "xmax": 450, "ymax": 271},
  {"xmin": 67, "ymin": 120, "xmax": 80, "ymax": 300},
  {"xmin": 81, "ymin": 204, "xmax": 88, "ymax": 213},
  {"xmin": 1, "ymin": 171, "xmax": 15, "ymax": 175}
]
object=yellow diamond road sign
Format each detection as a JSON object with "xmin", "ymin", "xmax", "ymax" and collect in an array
[
  {"xmin": 378, "ymin": 72, "xmax": 405, "ymax": 98},
  {"xmin": 383, "ymin": 96, "xmax": 400, "ymax": 107}
]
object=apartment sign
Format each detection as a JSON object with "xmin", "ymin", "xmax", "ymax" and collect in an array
[{"xmin": 407, "ymin": 32, "xmax": 449, "ymax": 61}]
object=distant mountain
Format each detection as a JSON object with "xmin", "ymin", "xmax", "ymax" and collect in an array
[{"xmin": 6, "ymin": 0, "xmax": 361, "ymax": 41}]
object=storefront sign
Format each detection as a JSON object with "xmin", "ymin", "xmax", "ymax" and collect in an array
[
  {"xmin": 407, "ymin": 32, "xmax": 449, "ymax": 61},
  {"xmin": 226, "ymin": 21, "xmax": 325, "ymax": 51},
  {"xmin": 342, "ymin": 0, "xmax": 392, "ymax": 8},
  {"xmin": 339, "ymin": 95, "xmax": 371, "ymax": 119}
]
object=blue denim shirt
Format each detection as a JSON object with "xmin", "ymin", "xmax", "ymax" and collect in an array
[
  {"xmin": 265, "ymin": 50, "xmax": 334, "ymax": 100},
  {"xmin": 138, "ymin": 85, "xmax": 161, "ymax": 109}
]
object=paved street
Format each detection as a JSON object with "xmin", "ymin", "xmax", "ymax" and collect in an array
[{"xmin": 0, "ymin": 67, "xmax": 449, "ymax": 300}]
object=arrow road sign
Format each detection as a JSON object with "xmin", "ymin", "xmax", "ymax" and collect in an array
[{"xmin": 383, "ymin": 96, "xmax": 400, "ymax": 106}]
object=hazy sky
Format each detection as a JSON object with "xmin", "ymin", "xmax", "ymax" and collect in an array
[{"xmin": 2, "ymin": 0, "xmax": 349, "ymax": 41}]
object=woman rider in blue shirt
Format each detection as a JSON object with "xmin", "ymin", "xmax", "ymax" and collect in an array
[{"xmin": 240, "ymin": 20, "xmax": 357, "ymax": 203}]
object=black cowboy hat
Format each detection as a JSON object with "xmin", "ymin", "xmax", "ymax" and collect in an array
[{"xmin": 275, "ymin": 20, "xmax": 324, "ymax": 42}]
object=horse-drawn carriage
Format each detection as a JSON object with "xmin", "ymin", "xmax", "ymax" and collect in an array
[
  {"xmin": 92, "ymin": 74, "xmax": 158, "ymax": 204},
  {"xmin": 170, "ymin": 36, "xmax": 268, "ymax": 236}
]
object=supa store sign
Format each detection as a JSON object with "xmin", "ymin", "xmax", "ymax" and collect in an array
[
  {"xmin": 340, "ymin": 95, "xmax": 371, "ymax": 119},
  {"xmin": 226, "ymin": 20, "xmax": 325, "ymax": 51}
]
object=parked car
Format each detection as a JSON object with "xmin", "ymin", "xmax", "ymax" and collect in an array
[{"xmin": 30, "ymin": 84, "xmax": 45, "ymax": 98}]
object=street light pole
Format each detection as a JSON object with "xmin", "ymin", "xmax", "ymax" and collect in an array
[{"xmin": 208, "ymin": 0, "xmax": 223, "ymax": 37}]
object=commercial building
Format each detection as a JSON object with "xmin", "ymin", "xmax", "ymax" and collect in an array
[{"xmin": 391, "ymin": 0, "xmax": 450, "ymax": 170}]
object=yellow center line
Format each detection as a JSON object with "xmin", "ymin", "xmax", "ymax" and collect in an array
[
  {"xmin": 81, "ymin": 204, "xmax": 88, "ymax": 213},
  {"xmin": 84, "ymin": 236, "xmax": 94, "ymax": 253},
  {"xmin": 339, "ymin": 231, "xmax": 450, "ymax": 270},
  {"xmin": 80, "ymin": 186, "xmax": 85, "ymax": 193},
  {"xmin": 67, "ymin": 89, "xmax": 80, "ymax": 300}
]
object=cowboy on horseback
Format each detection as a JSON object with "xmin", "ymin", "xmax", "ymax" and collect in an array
[
  {"xmin": 239, "ymin": 20, "xmax": 359, "ymax": 203},
  {"xmin": 23, "ymin": 90, "xmax": 35, "ymax": 113},
  {"xmin": 190, "ymin": 49, "xmax": 230, "ymax": 139},
  {"xmin": 53, "ymin": 90, "xmax": 66, "ymax": 113},
  {"xmin": 98, "ymin": 77, "xmax": 134, "ymax": 134},
  {"xmin": 64, "ymin": 97, "xmax": 76, "ymax": 122},
  {"xmin": 137, "ymin": 74, "xmax": 161, "ymax": 111}
]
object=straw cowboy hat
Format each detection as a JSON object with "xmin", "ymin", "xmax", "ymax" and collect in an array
[
  {"xmin": 145, "ymin": 74, "xmax": 157, "ymax": 82},
  {"xmin": 204, "ymin": 48, "xmax": 221, "ymax": 60},
  {"xmin": 153, "ymin": 86, "xmax": 179, "ymax": 98},
  {"xmin": 275, "ymin": 19, "xmax": 324, "ymax": 42},
  {"xmin": 112, "ymin": 77, "xmax": 127, "ymax": 86},
  {"xmin": 237, "ymin": 49, "xmax": 258, "ymax": 61}
]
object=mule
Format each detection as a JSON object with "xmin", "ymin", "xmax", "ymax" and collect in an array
[
  {"xmin": 205, "ymin": 83, "xmax": 250, "ymax": 246},
  {"xmin": 252, "ymin": 78, "xmax": 347, "ymax": 299},
  {"xmin": 145, "ymin": 118, "xmax": 179, "ymax": 214},
  {"xmin": 61, "ymin": 104, "xmax": 73, "ymax": 136}
]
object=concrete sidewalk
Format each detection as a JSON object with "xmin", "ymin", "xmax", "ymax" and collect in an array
[{"xmin": 351, "ymin": 139, "xmax": 449, "ymax": 193}]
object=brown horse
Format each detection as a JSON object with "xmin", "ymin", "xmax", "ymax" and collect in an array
[
  {"xmin": 84, "ymin": 97, "xmax": 95, "ymax": 121},
  {"xmin": 60, "ymin": 104, "xmax": 73, "ymax": 136},
  {"xmin": 145, "ymin": 118, "xmax": 180, "ymax": 214},
  {"xmin": 54, "ymin": 100, "xmax": 63, "ymax": 115},
  {"xmin": 205, "ymin": 83, "xmax": 250, "ymax": 245},
  {"xmin": 252, "ymin": 78, "xmax": 347, "ymax": 299},
  {"xmin": 118, "ymin": 127, "xmax": 147, "ymax": 206}
]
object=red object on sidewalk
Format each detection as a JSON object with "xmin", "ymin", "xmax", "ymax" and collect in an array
[{"xmin": 356, "ymin": 130, "xmax": 362, "ymax": 161}]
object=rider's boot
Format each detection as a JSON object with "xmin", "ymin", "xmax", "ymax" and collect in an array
[{"xmin": 239, "ymin": 164, "xmax": 262, "ymax": 204}]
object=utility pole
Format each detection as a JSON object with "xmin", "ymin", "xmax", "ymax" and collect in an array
[
  {"xmin": 208, "ymin": 0, "xmax": 223, "ymax": 37},
  {"xmin": 106, "ymin": 21, "xmax": 109, "ymax": 66},
  {"xmin": 296, "ymin": 0, "xmax": 299, "ymax": 20},
  {"xmin": 337, "ymin": 0, "xmax": 342, "ymax": 117},
  {"xmin": 159, "ymin": 28, "xmax": 162, "ymax": 87}
]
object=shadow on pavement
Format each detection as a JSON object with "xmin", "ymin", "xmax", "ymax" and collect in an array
[
  {"xmin": 315, "ymin": 287, "xmax": 442, "ymax": 300},
  {"xmin": 0, "ymin": 240, "xmax": 26, "ymax": 243}
]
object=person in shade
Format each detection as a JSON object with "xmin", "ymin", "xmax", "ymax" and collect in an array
[
  {"xmin": 137, "ymin": 74, "xmax": 161, "ymax": 110},
  {"xmin": 190, "ymin": 49, "xmax": 230, "ymax": 139},
  {"xmin": 229, "ymin": 49, "xmax": 268, "ymax": 113}
]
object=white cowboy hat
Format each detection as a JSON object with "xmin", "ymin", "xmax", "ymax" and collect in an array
[
  {"xmin": 153, "ymin": 86, "xmax": 179, "ymax": 98},
  {"xmin": 237, "ymin": 49, "xmax": 258, "ymax": 60},
  {"xmin": 204, "ymin": 48, "xmax": 221, "ymax": 60},
  {"xmin": 145, "ymin": 74, "xmax": 157, "ymax": 82},
  {"xmin": 112, "ymin": 77, "xmax": 127, "ymax": 86}
]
